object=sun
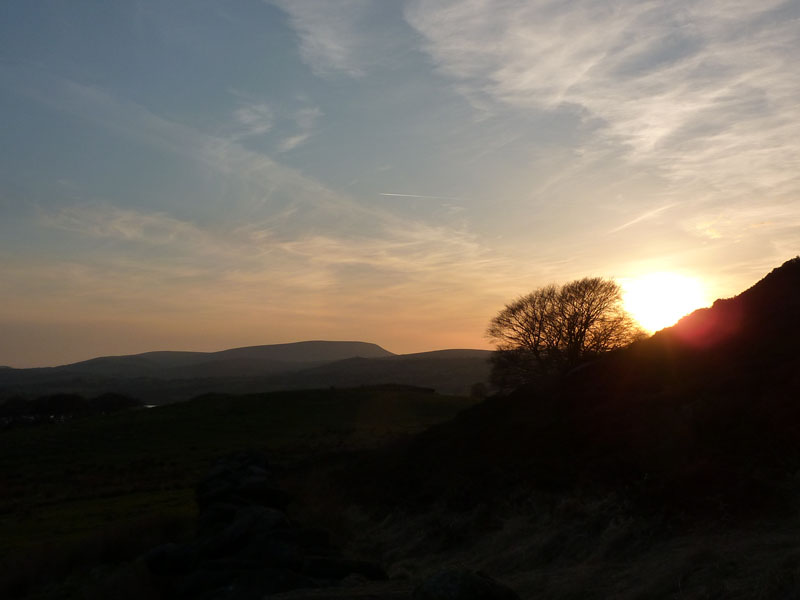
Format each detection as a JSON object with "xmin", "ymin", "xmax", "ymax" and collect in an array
[{"xmin": 622, "ymin": 272, "xmax": 709, "ymax": 333}]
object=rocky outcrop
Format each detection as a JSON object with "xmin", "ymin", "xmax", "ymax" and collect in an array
[
  {"xmin": 145, "ymin": 451, "xmax": 386, "ymax": 599},
  {"xmin": 412, "ymin": 570, "xmax": 520, "ymax": 600}
]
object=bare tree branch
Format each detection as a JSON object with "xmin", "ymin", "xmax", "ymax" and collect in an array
[{"xmin": 487, "ymin": 277, "xmax": 645, "ymax": 389}]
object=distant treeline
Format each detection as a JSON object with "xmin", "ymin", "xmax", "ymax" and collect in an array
[{"xmin": 0, "ymin": 393, "xmax": 141, "ymax": 429}]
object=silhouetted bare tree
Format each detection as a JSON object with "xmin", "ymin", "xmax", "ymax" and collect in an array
[{"xmin": 487, "ymin": 277, "xmax": 645, "ymax": 389}]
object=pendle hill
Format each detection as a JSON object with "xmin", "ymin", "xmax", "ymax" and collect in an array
[{"xmin": 0, "ymin": 341, "xmax": 492, "ymax": 403}]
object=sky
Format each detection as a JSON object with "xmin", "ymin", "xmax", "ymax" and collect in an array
[{"xmin": 1, "ymin": 0, "xmax": 799, "ymax": 367}]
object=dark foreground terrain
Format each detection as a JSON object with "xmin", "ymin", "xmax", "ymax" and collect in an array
[
  {"xmin": 3, "ymin": 258, "xmax": 800, "ymax": 599},
  {"xmin": 0, "ymin": 386, "xmax": 476, "ymax": 598}
]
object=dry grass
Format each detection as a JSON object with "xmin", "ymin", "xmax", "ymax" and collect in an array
[
  {"xmin": 9, "ymin": 469, "xmax": 800, "ymax": 599},
  {"xmin": 281, "ymin": 483, "xmax": 800, "ymax": 600},
  {"xmin": 0, "ymin": 510, "xmax": 193, "ymax": 599}
]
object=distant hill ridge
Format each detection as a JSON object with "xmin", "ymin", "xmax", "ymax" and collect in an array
[
  {"xmin": 0, "ymin": 341, "xmax": 491, "ymax": 401},
  {"xmin": 59, "ymin": 340, "xmax": 394, "ymax": 373}
]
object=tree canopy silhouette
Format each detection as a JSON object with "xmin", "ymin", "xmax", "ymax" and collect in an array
[{"xmin": 487, "ymin": 277, "xmax": 645, "ymax": 389}]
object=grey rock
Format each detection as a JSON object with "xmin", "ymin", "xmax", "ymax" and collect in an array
[
  {"xmin": 198, "ymin": 502, "xmax": 247, "ymax": 534},
  {"xmin": 412, "ymin": 570, "xmax": 520, "ymax": 600},
  {"xmin": 302, "ymin": 556, "xmax": 388, "ymax": 581},
  {"xmin": 227, "ymin": 568, "xmax": 319, "ymax": 599},
  {"xmin": 177, "ymin": 568, "xmax": 237, "ymax": 599},
  {"xmin": 196, "ymin": 453, "xmax": 290, "ymax": 512},
  {"xmin": 197, "ymin": 506, "xmax": 291, "ymax": 560},
  {"xmin": 143, "ymin": 542, "xmax": 197, "ymax": 575}
]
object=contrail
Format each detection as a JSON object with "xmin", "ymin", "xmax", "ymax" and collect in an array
[
  {"xmin": 608, "ymin": 203, "xmax": 677, "ymax": 234},
  {"xmin": 380, "ymin": 192, "xmax": 461, "ymax": 201}
]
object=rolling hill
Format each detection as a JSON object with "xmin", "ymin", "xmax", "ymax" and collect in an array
[
  {"xmin": 0, "ymin": 341, "xmax": 491, "ymax": 402},
  {"xmin": 31, "ymin": 340, "xmax": 394, "ymax": 377}
]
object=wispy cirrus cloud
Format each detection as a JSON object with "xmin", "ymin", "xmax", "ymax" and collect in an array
[
  {"xmin": 0, "ymin": 67, "xmax": 348, "ymax": 218},
  {"xmin": 405, "ymin": 0, "xmax": 800, "ymax": 202},
  {"xmin": 13, "ymin": 61, "xmax": 541, "ymax": 331},
  {"xmin": 41, "ymin": 204, "xmax": 207, "ymax": 246},
  {"xmin": 268, "ymin": 0, "xmax": 412, "ymax": 77},
  {"xmin": 38, "ymin": 201, "xmax": 520, "ymax": 295},
  {"xmin": 228, "ymin": 90, "xmax": 321, "ymax": 151},
  {"xmin": 4, "ymin": 67, "xmax": 544, "ymax": 346},
  {"xmin": 8, "ymin": 69, "xmax": 502, "ymax": 283},
  {"xmin": 278, "ymin": 105, "xmax": 322, "ymax": 152},
  {"xmin": 268, "ymin": 0, "xmax": 376, "ymax": 77},
  {"xmin": 233, "ymin": 101, "xmax": 274, "ymax": 137},
  {"xmin": 685, "ymin": 199, "xmax": 800, "ymax": 243}
]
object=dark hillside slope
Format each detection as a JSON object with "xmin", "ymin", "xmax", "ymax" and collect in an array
[
  {"xmin": 265, "ymin": 349, "xmax": 492, "ymax": 395},
  {"xmin": 359, "ymin": 258, "xmax": 800, "ymax": 514}
]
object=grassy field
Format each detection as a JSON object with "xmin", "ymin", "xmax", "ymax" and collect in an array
[{"xmin": 0, "ymin": 386, "xmax": 476, "ymax": 597}]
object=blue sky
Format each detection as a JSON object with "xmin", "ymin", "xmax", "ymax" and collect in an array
[{"xmin": 1, "ymin": 0, "xmax": 798, "ymax": 366}]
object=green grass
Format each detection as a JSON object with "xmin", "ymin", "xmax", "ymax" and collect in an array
[{"xmin": 0, "ymin": 385, "xmax": 475, "ymax": 597}]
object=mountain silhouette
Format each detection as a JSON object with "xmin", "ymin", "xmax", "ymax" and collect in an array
[
  {"xmin": 0, "ymin": 341, "xmax": 491, "ymax": 401},
  {"xmin": 49, "ymin": 340, "xmax": 395, "ymax": 377}
]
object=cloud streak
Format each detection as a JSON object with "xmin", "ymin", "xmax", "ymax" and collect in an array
[
  {"xmin": 0, "ymin": 67, "xmax": 353, "ymax": 219},
  {"xmin": 405, "ymin": 0, "xmax": 800, "ymax": 200},
  {"xmin": 233, "ymin": 101, "xmax": 274, "ymax": 137},
  {"xmin": 268, "ymin": 0, "xmax": 375, "ymax": 76},
  {"xmin": 380, "ymin": 192, "xmax": 462, "ymax": 201},
  {"xmin": 41, "ymin": 204, "xmax": 207, "ymax": 246},
  {"xmin": 278, "ymin": 105, "xmax": 322, "ymax": 152},
  {"xmin": 37, "ymin": 202, "xmax": 518, "ymax": 293},
  {"xmin": 608, "ymin": 203, "xmax": 677, "ymax": 234}
]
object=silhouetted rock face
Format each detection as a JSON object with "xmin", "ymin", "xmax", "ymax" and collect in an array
[
  {"xmin": 145, "ymin": 451, "xmax": 386, "ymax": 599},
  {"xmin": 412, "ymin": 570, "xmax": 520, "ymax": 600}
]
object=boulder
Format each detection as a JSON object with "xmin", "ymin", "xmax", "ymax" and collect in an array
[
  {"xmin": 301, "ymin": 556, "xmax": 388, "ymax": 581},
  {"xmin": 143, "ymin": 542, "xmax": 198, "ymax": 576},
  {"xmin": 197, "ymin": 505, "xmax": 291, "ymax": 558},
  {"xmin": 196, "ymin": 452, "xmax": 290, "ymax": 512}
]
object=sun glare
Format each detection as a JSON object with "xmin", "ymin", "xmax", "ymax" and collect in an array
[{"xmin": 622, "ymin": 272, "xmax": 709, "ymax": 333}]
